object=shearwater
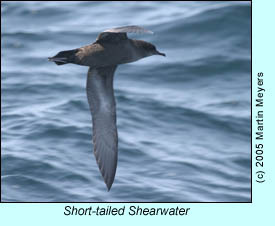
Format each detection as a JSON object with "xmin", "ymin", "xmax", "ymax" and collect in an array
[{"xmin": 48, "ymin": 25, "xmax": 165, "ymax": 190}]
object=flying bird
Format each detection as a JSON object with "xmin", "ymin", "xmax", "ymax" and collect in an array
[{"xmin": 48, "ymin": 25, "xmax": 165, "ymax": 190}]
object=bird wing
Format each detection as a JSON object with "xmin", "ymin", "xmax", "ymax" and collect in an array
[
  {"xmin": 96, "ymin": 25, "xmax": 153, "ymax": 42},
  {"xmin": 86, "ymin": 66, "xmax": 118, "ymax": 190},
  {"xmin": 104, "ymin": 25, "xmax": 154, "ymax": 34}
]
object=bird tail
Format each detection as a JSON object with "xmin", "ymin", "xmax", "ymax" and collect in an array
[{"xmin": 48, "ymin": 49, "xmax": 78, "ymax": 65}]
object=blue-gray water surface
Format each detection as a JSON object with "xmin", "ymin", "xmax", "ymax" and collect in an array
[{"xmin": 1, "ymin": 1, "xmax": 251, "ymax": 202}]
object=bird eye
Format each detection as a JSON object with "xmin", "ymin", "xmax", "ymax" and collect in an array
[{"xmin": 150, "ymin": 45, "xmax": 156, "ymax": 51}]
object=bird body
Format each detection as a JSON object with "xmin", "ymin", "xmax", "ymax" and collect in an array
[
  {"xmin": 50, "ymin": 38, "xmax": 163, "ymax": 67},
  {"xmin": 49, "ymin": 25, "xmax": 165, "ymax": 190},
  {"xmin": 77, "ymin": 39, "xmax": 143, "ymax": 66}
]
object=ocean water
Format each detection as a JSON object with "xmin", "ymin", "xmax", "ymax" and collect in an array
[{"xmin": 1, "ymin": 1, "xmax": 251, "ymax": 202}]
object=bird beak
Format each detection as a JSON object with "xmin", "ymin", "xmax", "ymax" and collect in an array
[{"xmin": 155, "ymin": 50, "xmax": 166, "ymax": 57}]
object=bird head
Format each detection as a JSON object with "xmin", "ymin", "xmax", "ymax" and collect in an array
[{"xmin": 139, "ymin": 41, "xmax": 166, "ymax": 57}]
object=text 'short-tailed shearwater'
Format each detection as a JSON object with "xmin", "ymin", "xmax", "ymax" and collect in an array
[{"xmin": 48, "ymin": 25, "xmax": 165, "ymax": 190}]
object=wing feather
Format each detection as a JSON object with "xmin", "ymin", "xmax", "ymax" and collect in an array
[
  {"xmin": 104, "ymin": 25, "xmax": 153, "ymax": 34},
  {"xmin": 86, "ymin": 66, "xmax": 118, "ymax": 191}
]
